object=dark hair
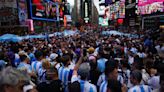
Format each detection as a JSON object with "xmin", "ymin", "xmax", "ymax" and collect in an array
[
  {"xmin": 121, "ymin": 60, "xmax": 130, "ymax": 69},
  {"xmin": 68, "ymin": 81, "xmax": 81, "ymax": 92},
  {"xmin": 89, "ymin": 60, "xmax": 97, "ymax": 70},
  {"xmin": 132, "ymin": 57, "xmax": 144, "ymax": 70},
  {"xmin": 0, "ymin": 52, "xmax": 4, "ymax": 60},
  {"xmin": 105, "ymin": 60, "xmax": 118, "ymax": 76},
  {"xmin": 107, "ymin": 79, "xmax": 122, "ymax": 92},
  {"xmin": 20, "ymin": 54, "xmax": 28, "ymax": 62},
  {"xmin": 130, "ymin": 70, "xmax": 142, "ymax": 83},
  {"xmin": 46, "ymin": 67, "xmax": 58, "ymax": 80},
  {"xmin": 160, "ymin": 74, "xmax": 164, "ymax": 84},
  {"xmin": 156, "ymin": 60, "xmax": 164, "ymax": 74},
  {"xmin": 61, "ymin": 55, "xmax": 70, "ymax": 66},
  {"xmin": 42, "ymin": 48, "xmax": 50, "ymax": 57},
  {"xmin": 34, "ymin": 50, "xmax": 43, "ymax": 60}
]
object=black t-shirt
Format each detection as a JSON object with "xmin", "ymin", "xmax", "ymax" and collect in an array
[
  {"xmin": 90, "ymin": 69, "xmax": 101, "ymax": 85},
  {"xmin": 37, "ymin": 79, "xmax": 64, "ymax": 92}
]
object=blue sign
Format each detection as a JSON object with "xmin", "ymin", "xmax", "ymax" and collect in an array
[{"xmin": 29, "ymin": 0, "xmax": 58, "ymax": 21}]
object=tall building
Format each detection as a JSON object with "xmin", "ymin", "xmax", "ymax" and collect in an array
[
  {"xmin": 125, "ymin": 0, "xmax": 140, "ymax": 30},
  {"xmin": 0, "ymin": 0, "xmax": 28, "ymax": 35},
  {"xmin": 91, "ymin": 2, "xmax": 99, "ymax": 25},
  {"xmin": 71, "ymin": 0, "xmax": 81, "ymax": 22},
  {"xmin": 72, "ymin": 0, "xmax": 98, "ymax": 24}
]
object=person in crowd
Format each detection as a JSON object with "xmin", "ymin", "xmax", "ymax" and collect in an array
[
  {"xmin": 153, "ymin": 58, "xmax": 164, "ymax": 92},
  {"xmin": 89, "ymin": 59, "xmax": 101, "ymax": 86},
  {"xmin": 17, "ymin": 54, "xmax": 36, "ymax": 77},
  {"xmin": 58, "ymin": 55, "xmax": 73, "ymax": 91},
  {"xmin": 128, "ymin": 70, "xmax": 152, "ymax": 92},
  {"xmin": 49, "ymin": 53, "xmax": 60, "ymax": 69},
  {"xmin": 99, "ymin": 60, "xmax": 126, "ymax": 92},
  {"xmin": 0, "ymin": 52, "xmax": 6, "ymax": 71},
  {"xmin": 0, "ymin": 66, "xmax": 37, "ymax": 92},
  {"xmin": 87, "ymin": 47, "xmax": 96, "ymax": 59},
  {"xmin": 31, "ymin": 50, "xmax": 43, "ymax": 74},
  {"xmin": 68, "ymin": 81, "xmax": 81, "ymax": 92},
  {"xmin": 97, "ymin": 51, "xmax": 108, "ymax": 73},
  {"xmin": 107, "ymin": 79, "xmax": 122, "ymax": 92},
  {"xmin": 0, "ymin": 25, "xmax": 163, "ymax": 92},
  {"xmin": 38, "ymin": 59, "xmax": 51, "ymax": 83},
  {"xmin": 71, "ymin": 62, "xmax": 97, "ymax": 92},
  {"xmin": 25, "ymin": 45, "xmax": 36, "ymax": 63},
  {"xmin": 37, "ymin": 67, "xmax": 64, "ymax": 92},
  {"xmin": 0, "ymin": 60, "xmax": 6, "ymax": 71},
  {"xmin": 120, "ymin": 60, "xmax": 132, "ymax": 88}
]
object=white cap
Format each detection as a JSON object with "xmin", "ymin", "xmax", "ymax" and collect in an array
[{"xmin": 50, "ymin": 53, "xmax": 58, "ymax": 60}]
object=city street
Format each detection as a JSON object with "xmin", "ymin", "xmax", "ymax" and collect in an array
[{"xmin": 0, "ymin": 0, "xmax": 164, "ymax": 92}]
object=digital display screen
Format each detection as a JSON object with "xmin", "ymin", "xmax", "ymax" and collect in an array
[
  {"xmin": 99, "ymin": 17, "xmax": 109, "ymax": 26},
  {"xmin": 108, "ymin": 1, "xmax": 125, "ymax": 20},
  {"xmin": 29, "ymin": 0, "xmax": 59, "ymax": 21},
  {"xmin": 138, "ymin": 0, "xmax": 164, "ymax": 15}
]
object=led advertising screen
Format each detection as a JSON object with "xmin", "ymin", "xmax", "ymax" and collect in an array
[
  {"xmin": 138, "ymin": 0, "xmax": 164, "ymax": 15},
  {"xmin": 107, "ymin": 1, "xmax": 125, "ymax": 20},
  {"xmin": 29, "ymin": 0, "xmax": 59, "ymax": 21},
  {"xmin": 99, "ymin": 17, "xmax": 109, "ymax": 26}
]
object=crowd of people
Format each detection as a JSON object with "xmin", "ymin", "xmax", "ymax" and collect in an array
[{"xmin": 0, "ymin": 27, "xmax": 163, "ymax": 92}]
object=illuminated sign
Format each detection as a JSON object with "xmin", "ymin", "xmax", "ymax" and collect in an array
[
  {"xmin": 29, "ymin": 0, "xmax": 59, "ymax": 21},
  {"xmin": 137, "ymin": 0, "xmax": 164, "ymax": 15}
]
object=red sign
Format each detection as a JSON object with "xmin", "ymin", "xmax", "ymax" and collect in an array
[{"xmin": 117, "ymin": 19, "xmax": 123, "ymax": 25}]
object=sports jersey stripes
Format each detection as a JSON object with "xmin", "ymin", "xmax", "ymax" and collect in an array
[
  {"xmin": 99, "ymin": 81, "xmax": 107, "ymax": 92},
  {"xmin": 58, "ymin": 66, "xmax": 72, "ymax": 86},
  {"xmin": 17, "ymin": 62, "xmax": 32, "ymax": 73},
  {"xmin": 97, "ymin": 73, "xmax": 124, "ymax": 87},
  {"xmin": 80, "ymin": 80, "xmax": 97, "ymax": 92},
  {"xmin": 31, "ymin": 61, "xmax": 42, "ymax": 74},
  {"xmin": 128, "ymin": 85, "xmax": 152, "ymax": 92},
  {"xmin": 38, "ymin": 68, "xmax": 47, "ymax": 83}
]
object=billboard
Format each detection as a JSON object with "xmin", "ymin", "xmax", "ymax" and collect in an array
[
  {"xmin": 18, "ymin": 0, "xmax": 28, "ymax": 25},
  {"xmin": 138, "ymin": 0, "xmax": 164, "ymax": 15},
  {"xmin": 29, "ymin": 0, "xmax": 59, "ymax": 21},
  {"xmin": 107, "ymin": 1, "xmax": 125, "ymax": 20},
  {"xmin": 138, "ymin": 0, "xmax": 164, "ymax": 6},
  {"xmin": 99, "ymin": 17, "xmax": 108, "ymax": 26}
]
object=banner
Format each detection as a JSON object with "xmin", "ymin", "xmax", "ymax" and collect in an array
[{"xmin": 18, "ymin": 0, "xmax": 28, "ymax": 25}]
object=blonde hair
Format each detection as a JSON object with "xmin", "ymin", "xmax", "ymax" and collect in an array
[{"xmin": 42, "ymin": 59, "xmax": 51, "ymax": 69}]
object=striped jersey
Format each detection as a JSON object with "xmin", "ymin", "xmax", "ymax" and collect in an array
[
  {"xmin": 97, "ymin": 73, "xmax": 124, "ymax": 86},
  {"xmin": 31, "ymin": 61, "xmax": 42, "ymax": 74},
  {"xmin": 58, "ymin": 66, "xmax": 73, "ymax": 86},
  {"xmin": 71, "ymin": 75, "xmax": 97, "ymax": 92},
  {"xmin": 128, "ymin": 85, "xmax": 152, "ymax": 92},
  {"xmin": 17, "ymin": 62, "xmax": 32, "ymax": 73},
  {"xmin": 99, "ymin": 81, "xmax": 107, "ymax": 92},
  {"xmin": 97, "ymin": 58, "xmax": 108, "ymax": 73},
  {"xmin": 80, "ymin": 80, "xmax": 97, "ymax": 92},
  {"xmin": 38, "ymin": 68, "xmax": 47, "ymax": 83}
]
